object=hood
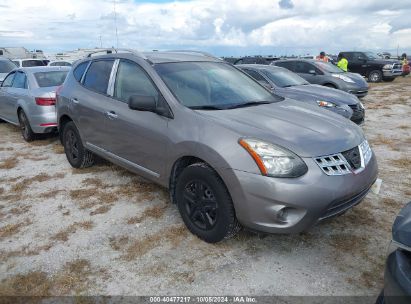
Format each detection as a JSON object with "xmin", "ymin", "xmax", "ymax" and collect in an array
[
  {"xmin": 277, "ymin": 84, "xmax": 359, "ymax": 106},
  {"xmin": 343, "ymin": 72, "xmax": 369, "ymax": 88},
  {"xmin": 196, "ymin": 99, "xmax": 364, "ymax": 157},
  {"xmin": 392, "ymin": 202, "xmax": 411, "ymax": 247},
  {"xmin": 370, "ymin": 59, "xmax": 401, "ymax": 65}
]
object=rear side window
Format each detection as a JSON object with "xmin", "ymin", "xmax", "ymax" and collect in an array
[
  {"xmin": 1, "ymin": 72, "xmax": 15, "ymax": 87},
  {"xmin": 73, "ymin": 61, "xmax": 89, "ymax": 82},
  {"xmin": 83, "ymin": 60, "xmax": 114, "ymax": 94},
  {"xmin": 22, "ymin": 60, "xmax": 46, "ymax": 67},
  {"xmin": 34, "ymin": 71, "xmax": 68, "ymax": 87},
  {"xmin": 12, "ymin": 72, "xmax": 27, "ymax": 89},
  {"xmin": 114, "ymin": 60, "xmax": 158, "ymax": 103}
]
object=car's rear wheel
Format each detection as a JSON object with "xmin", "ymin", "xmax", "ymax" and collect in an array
[
  {"xmin": 175, "ymin": 163, "xmax": 241, "ymax": 243},
  {"xmin": 18, "ymin": 110, "xmax": 36, "ymax": 142},
  {"xmin": 368, "ymin": 70, "xmax": 382, "ymax": 83},
  {"xmin": 63, "ymin": 121, "xmax": 94, "ymax": 168}
]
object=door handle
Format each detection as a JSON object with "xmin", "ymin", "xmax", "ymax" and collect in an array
[
  {"xmin": 71, "ymin": 98, "xmax": 79, "ymax": 104},
  {"xmin": 105, "ymin": 111, "xmax": 118, "ymax": 119}
]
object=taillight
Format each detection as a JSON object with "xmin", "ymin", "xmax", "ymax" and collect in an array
[{"xmin": 35, "ymin": 97, "xmax": 56, "ymax": 106}]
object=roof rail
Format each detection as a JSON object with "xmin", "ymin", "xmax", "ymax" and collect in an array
[
  {"xmin": 165, "ymin": 50, "xmax": 222, "ymax": 60},
  {"xmin": 86, "ymin": 48, "xmax": 148, "ymax": 60}
]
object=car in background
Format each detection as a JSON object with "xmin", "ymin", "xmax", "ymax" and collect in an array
[
  {"xmin": 272, "ymin": 59, "xmax": 369, "ymax": 98},
  {"xmin": 376, "ymin": 201, "xmax": 411, "ymax": 304},
  {"xmin": 233, "ymin": 56, "xmax": 278, "ymax": 65},
  {"xmin": 338, "ymin": 52, "xmax": 402, "ymax": 82},
  {"xmin": 238, "ymin": 64, "xmax": 365, "ymax": 125},
  {"xmin": 48, "ymin": 60, "xmax": 72, "ymax": 67},
  {"xmin": 56, "ymin": 49, "xmax": 378, "ymax": 243},
  {"xmin": 12, "ymin": 58, "xmax": 48, "ymax": 68},
  {"xmin": 0, "ymin": 57, "xmax": 16, "ymax": 85},
  {"xmin": 0, "ymin": 66, "xmax": 70, "ymax": 141}
]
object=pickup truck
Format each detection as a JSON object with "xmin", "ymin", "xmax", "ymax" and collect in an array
[{"xmin": 338, "ymin": 51, "xmax": 403, "ymax": 82}]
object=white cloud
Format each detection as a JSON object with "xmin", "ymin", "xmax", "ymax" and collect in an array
[{"xmin": 0, "ymin": 0, "xmax": 410, "ymax": 56}]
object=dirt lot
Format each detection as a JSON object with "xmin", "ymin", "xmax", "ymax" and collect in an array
[{"xmin": 0, "ymin": 77, "xmax": 410, "ymax": 297}]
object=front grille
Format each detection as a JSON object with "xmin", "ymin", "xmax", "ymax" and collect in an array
[
  {"xmin": 393, "ymin": 63, "xmax": 402, "ymax": 70},
  {"xmin": 342, "ymin": 146, "xmax": 361, "ymax": 170},
  {"xmin": 314, "ymin": 140, "xmax": 372, "ymax": 176},
  {"xmin": 319, "ymin": 183, "xmax": 373, "ymax": 220}
]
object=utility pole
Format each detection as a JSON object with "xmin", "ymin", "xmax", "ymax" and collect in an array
[{"xmin": 114, "ymin": 0, "xmax": 119, "ymax": 48}]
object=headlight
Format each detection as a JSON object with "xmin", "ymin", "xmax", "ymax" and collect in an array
[
  {"xmin": 317, "ymin": 100, "xmax": 337, "ymax": 108},
  {"xmin": 239, "ymin": 138, "xmax": 308, "ymax": 177},
  {"xmin": 383, "ymin": 64, "xmax": 393, "ymax": 69},
  {"xmin": 331, "ymin": 73, "xmax": 355, "ymax": 83}
]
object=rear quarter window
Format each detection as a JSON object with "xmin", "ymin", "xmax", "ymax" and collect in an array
[
  {"xmin": 73, "ymin": 61, "xmax": 89, "ymax": 82},
  {"xmin": 34, "ymin": 71, "xmax": 68, "ymax": 87}
]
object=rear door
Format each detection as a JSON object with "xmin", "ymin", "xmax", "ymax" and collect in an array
[
  {"xmin": 74, "ymin": 59, "xmax": 115, "ymax": 148},
  {"xmin": 7, "ymin": 71, "xmax": 28, "ymax": 123},
  {"xmin": 103, "ymin": 59, "xmax": 169, "ymax": 178},
  {"xmin": 0, "ymin": 72, "xmax": 16, "ymax": 121}
]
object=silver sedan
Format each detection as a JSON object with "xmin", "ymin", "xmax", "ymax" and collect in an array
[{"xmin": 0, "ymin": 66, "xmax": 69, "ymax": 141}]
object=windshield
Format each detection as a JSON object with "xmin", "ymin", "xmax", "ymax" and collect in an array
[
  {"xmin": 315, "ymin": 61, "xmax": 345, "ymax": 73},
  {"xmin": 364, "ymin": 52, "xmax": 378, "ymax": 60},
  {"xmin": 34, "ymin": 71, "xmax": 68, "ymax": 87},
  {"xmin": 154, "ymin": 62, "xmax": 279, "ymax": 109},
  {"xmin": 0, "ymin": 60, "xmax": 16, "ymax": 73},
  {"xmin": 263, "ymin": 68, "xmax": 309, "ymax": 87}
]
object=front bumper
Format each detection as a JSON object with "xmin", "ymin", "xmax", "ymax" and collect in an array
[
  {"xmin": 383, "ymin": 69, "xmax": 403, "ymax": 78},
  {"xmin": 383, "ymin": 250, "xmax": 411, "ymax": 304},
  {"xmin": 348, "ymin": 88, "xmax": 369, "ymax": 98},
  {"xmin": 222, "ymin": 153, "xmax": 378, "ymax": 234}
]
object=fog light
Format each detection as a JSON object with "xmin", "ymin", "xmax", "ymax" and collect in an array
[{"xmin": 277, "ymin": 207, "xmax": 290, "ymax": 223}]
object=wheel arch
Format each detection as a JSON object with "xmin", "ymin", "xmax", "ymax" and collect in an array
[{"xmin": 58, "ymin": 114, "xmax": 73, "ymax": 143}]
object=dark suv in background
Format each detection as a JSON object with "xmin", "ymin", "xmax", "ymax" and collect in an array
[
  {"xmin": 272, "ymin": 59, "xmax": 369, "ymax": 98},
  {"xmin": 338, "ymin": 51, "xmax": 402, "ymax": 82}
]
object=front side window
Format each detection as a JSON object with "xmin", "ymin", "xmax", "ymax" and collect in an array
[
  {"xmin": 1, "ymin": 72, "xmax": 15, "ymax": 87},
  {"xmin": 73, "ymin": 61, "xmax": 89, "ymax": 82},
  {"xmin": 12, "ymin": 72, "xmax": 27, "ymax": 89},
  {"xmin": 83, "ymin": 60, "xmax": 114, "ymax": 94},
  {"xmin": 294, "ymin": 62, "xmax": 315, "ymax": 73},
  {"xmin": 34, "ymin": 71, "xmax": 68, "ymax": 88},
  {"xmin": 275, "ymin": 61, "xmax": 295, "ymax": 71},
  {"xmin": 114, "ymin": 60, "xmax": 159, "ymax": 103},
  {"xmin": 263, "ymin": 68, "xmax": 309, "ymax": 87},
  {"xmin": 155, "ymin": 62, "xmax": 279, "ymax": 109},
  {"xmin": 22, "ymin": 60, "xmax": 46, "ymax": 67},
  {"xmin": 315, "ymin": 61, "xmax": 344, "ymax": 73}
]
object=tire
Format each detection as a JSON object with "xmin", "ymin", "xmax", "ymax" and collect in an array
[
  {"xmin": 18, "ymin": 110, "xmax": 36, "ymax": 142},
  {"xmin": 175, "ymin": 163, "xmax": 241, "ymax": 243},
  {"xmin": 62, "ymin": 121, "xmax": 94, "ymax": 168},
  {"xmin": 368, "ymin": 70, "xmax": 383, "ymax": 83},
  {"xmin": 324, "ymin": 83, "xmax": 337, "ymax": 89}
]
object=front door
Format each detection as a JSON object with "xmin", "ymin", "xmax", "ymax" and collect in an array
[{"xmin": 0, "ymin": 71, "xmax": 16, "ymax": 122}]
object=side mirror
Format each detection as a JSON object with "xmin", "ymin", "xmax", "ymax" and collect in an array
[
  {"xmin": 392, "ymin": 201, "xmax": 411, "ymax": 247},
  {"xmin": 128, "ymin": 95, "xmax": 157, "ymax": 112},
  {"xmin": 308, "ymin": 70, "xmax": 316, "ymax": 75}
]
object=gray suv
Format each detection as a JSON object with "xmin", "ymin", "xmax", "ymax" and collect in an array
[{"xmin": 57, "ymin": 49, "xmax": 378, "ymax": 243}]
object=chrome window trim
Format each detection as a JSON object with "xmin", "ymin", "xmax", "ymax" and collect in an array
[{"xmin": 107, "ymin": 59, "xmax": 120, "ymax": 96}]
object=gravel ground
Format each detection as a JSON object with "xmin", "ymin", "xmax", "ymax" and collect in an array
[{"xmin": 0, "ymin": 76, "xmax": 410, "ymax": 297}]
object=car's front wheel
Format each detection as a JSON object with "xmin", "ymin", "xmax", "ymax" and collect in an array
[
  {"xmin": 18, "ymin": 110, "xmax": 36, "ymax": 142},
  {"xmin": 62, "ymin": 121, "xmax": 94, "ymax": 168},
  {"xmin": 175, "ymin": 163, "xmax": 241, "ymax": 243},
  {"xmin": 368, "ymin": 70, "xmax": 383, "ymax": 82}
]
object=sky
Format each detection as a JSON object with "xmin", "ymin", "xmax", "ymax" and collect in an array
[{"xmin": 0, "ymin": 0, "xmax": 411, "ymax": 57}]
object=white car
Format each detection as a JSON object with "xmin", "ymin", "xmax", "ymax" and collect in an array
[
  {"xmin": 48, "ymin": 60, "xmax": 72, "ymax": 67},
  {"xmin": 12, "ymin": 58, "xmax": 48, "ymax": 68}
]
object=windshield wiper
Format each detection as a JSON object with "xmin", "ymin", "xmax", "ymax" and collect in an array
[
  {"xmin": 189, "ymin": 105, "xmax": 224, "ymax": 110},
  {"xmin": 225, "ymin": 101, "xmax": 272, "ymax": 109}
]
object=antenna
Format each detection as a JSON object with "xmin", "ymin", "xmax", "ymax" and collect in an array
[{"xmin": 113, "ymin": 0, "xmax": 119, "ymax": 48}]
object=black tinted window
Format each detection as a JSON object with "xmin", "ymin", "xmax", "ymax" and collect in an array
[
  {"xmin": 12, "ymin": 72, "xmax": 27, "ymax": 89},
  {"xmin": 73, "ymin": 61, "xmax": 89, "ymax": 82},
  {"xmin": 83, "ymin": 60, "xmax": 114, "ymax": 94},
  {"xmin": 275, "ymin": 61, "xmax": 294, "ymax": 71},
  {"xmin": 34, "ymin": 71, "xmax": 68, "ymax": 87},
  {"xmin": 22, "ymin": 60, "xmax": 46, "ymax": 67},
  {"xmin": 114, "ymin": 60, "xmax": 158, "ymax": 103},
  {"xmin": 243, "ymin": 69, "xmax": 270, "ymax": 85},
  {"xmin": 2, "ymin": 72, "xmax": 15, "ymax": 87},
  {"xmin": 294, "ymin": 62, "xmax": 314, "ymax": 73}
]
